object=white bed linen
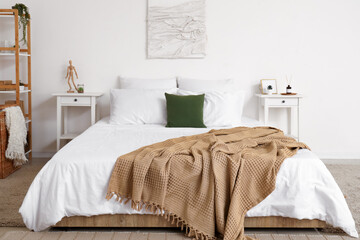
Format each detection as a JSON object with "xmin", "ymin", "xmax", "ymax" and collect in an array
[{"xmin": 20, "ymin": 118, "xmax": 358, "ymax": 237}]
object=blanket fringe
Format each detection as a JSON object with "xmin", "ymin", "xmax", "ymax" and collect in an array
[{"xmin": 106, "ymin": 192, "xmax": 217, "ymax": 240}]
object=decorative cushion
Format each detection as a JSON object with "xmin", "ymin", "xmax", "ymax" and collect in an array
[{"xmin": 165, "ymin": 93, "xmax": 206, "ymax": 128}]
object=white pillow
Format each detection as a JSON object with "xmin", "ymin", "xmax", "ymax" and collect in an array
[
  {"xmin": 177, "ymin": 89, "xmax": 245, "ymax": 127},
  {"xmin": 110, "ymin": 88, "xmax": 177, "ymax": 125},
  {"xmin": 177, "ymin": 78, "xmax": 235, "ymax": 92},
  {"xmin": 119, "ymin": 77, "xmax": 177, "ymax": 89}
]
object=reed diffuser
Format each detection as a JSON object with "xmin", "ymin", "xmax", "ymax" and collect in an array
[{"xmin": 285, "ymin": 75, "xmax": 292, "ymax": 94}]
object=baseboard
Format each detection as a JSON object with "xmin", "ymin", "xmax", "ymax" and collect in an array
[
  {"xmin": 321, "ymin": 159, "xmax": 360, "ymax": 165},
  {"xmin": 317, "ymin": 152, "xmax": 360, "ymax": 160},
  {"xmin": 32, "ymin": 152, "xmax": 55, "ymax": 158}
]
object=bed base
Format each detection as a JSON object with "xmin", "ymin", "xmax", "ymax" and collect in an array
[{"xmin": 55, "ymin": 214, "xmax": 327, "ymax": 228}]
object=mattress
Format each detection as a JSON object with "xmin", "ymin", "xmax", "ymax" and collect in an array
[{"xmin": 20, "ymin": 117, "xmax": 358, "ymax": 237}]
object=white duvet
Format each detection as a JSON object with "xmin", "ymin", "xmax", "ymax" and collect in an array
[{"xmin": 20, "ymin": 117, "xmax": 358, "ymax": 237}]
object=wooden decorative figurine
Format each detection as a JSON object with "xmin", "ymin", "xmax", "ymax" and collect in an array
[{"xmin": 65, "ymin": 60, "xmax": 79, "ymax": 93}]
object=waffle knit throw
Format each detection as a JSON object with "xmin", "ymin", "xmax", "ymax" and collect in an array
[
  {"xmin": 107, "ymin": 127, "xmax": 309, "ymax": 240},
  {"xmin": 4, "ymin": 106, "xmax": 27, "ymax": 167}
]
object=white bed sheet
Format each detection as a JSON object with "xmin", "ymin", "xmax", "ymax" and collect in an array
[{"xmin": 20, "ymin": 117, "xmax": 358, "ymax": 237}]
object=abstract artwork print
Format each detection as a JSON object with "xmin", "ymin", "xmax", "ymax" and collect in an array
[{"xmin": 147, "ymin": 0, "xmax": 206, "ymax": 59}]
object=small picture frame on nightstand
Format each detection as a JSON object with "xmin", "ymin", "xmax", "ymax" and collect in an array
[{"xmin": 260, "ymin": 79, "xmax": 278, "ymax": 94}]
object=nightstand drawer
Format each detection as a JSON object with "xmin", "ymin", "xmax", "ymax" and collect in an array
[
  {"xmin": 61, "ymin": 96, "xmax": 91, "ymax": 105},
  {"xmin": 265, "ymin": 98, "xmax": 298, "ymax": 106}
]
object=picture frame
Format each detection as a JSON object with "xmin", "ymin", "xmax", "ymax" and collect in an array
[
  {"xmin": 260, "ymin": 79, "xmax": 278, "ymax": 94},
  {"xmin": 147, "ymin": 0, "xmax": 206, "ymax": 59}
]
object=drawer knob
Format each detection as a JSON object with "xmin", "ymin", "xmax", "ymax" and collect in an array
[
  {"xmin": 74, "ymin": 98, "xmax": 78, "ymax": 102},
  {"xmin": 282, "ymin": 100, "xmax": 285, "ymax": 103}
]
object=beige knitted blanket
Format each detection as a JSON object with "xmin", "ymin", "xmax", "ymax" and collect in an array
[{"xmin": 107, "ymin": 127, "xmax": 308, "ymax": 240}]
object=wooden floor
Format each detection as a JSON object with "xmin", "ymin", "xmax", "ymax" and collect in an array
[{"xmin": 0, "ymin": 231, "xmax": 353, "ymax": 240}]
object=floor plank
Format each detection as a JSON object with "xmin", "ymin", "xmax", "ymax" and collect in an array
[
  {"xmin": 246, "ymin": 234, "xmax": 256, "ymax": 239},
  {"xmin": 75, "ymin": 232, "xmax": 96, "ymax": 240},
  {"xmin": 272, "ymin": 234, "xmax": 291, "ymax": 240},
  {"xmin": 93, "ymin": 232, "xmax": 115, "ymax": 240},
  {"xmin": 41, "ymin": 232, "xmax": 63, "ymax": 240},
  {"xmin": 58, "ymin": 232, "xmax": 79, "ymax": 240},
  {"xmin": 129, "ymin": 232, "xmax": 148, "ymax": 240},
  {"xmin": 23, "ymin": 232, "xmax": 45, "ymax": 240},
  {"xmin": 165, "ymin": 232, "xmax": 190, "ymax": 240},
  {"xmin": 112, "ymin": 232, "xmax": 132, "ymax": 240},
  {"xmin": 340, "ymin": 236, "xmax": 355, "ymax": 240},
  {"xmin": 149, "ymin": 232, "xmax": 166, "ymax": 240},
  {"xmin": 255, "ymin": 234, "xmax": 274, "ymax": 240},
  {"xmin": 323, "ymin": 236, "xmax": 344, "ymax": 240},
  {"xmin": 0, "ymin": 231, "xmax": 28, "ymax": 240},
  {"xmin": 290, "ymin": 234, "xmax": 308, "ymax": 240},
  {"xmin": 307, "ymin": 235, "xmax": 327, "ymax": 240}
]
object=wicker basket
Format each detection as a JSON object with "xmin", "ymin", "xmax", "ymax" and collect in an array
[{"xmin": 0, "ymin": 111, "xmax": 21, "ymax": 179}]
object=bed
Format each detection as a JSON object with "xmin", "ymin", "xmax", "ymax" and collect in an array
[
  {"xmin": 19, "ymin": 117, "xmax": 358, "ymax": 237},
  {"xmin": 20, "ymin": 77, "xmax": 359, "ymax": 237}
]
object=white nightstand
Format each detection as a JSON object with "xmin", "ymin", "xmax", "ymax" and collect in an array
[
  {"xmin": 53, "ymin": 92, "xmax": 104, "ymax": 151},
  {"xmin": 256, "ymin": 94, "xmax": 303, "ymax": 141}
]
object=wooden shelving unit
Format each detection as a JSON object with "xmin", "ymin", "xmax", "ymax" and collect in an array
[{"xmin": 0, "ymin": 9, "xmax": 32, "ymax": 160}]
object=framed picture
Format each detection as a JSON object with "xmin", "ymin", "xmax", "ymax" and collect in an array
[
  {"xmin": 147, "ymin": 0, "xmax": 206, "ymax": 59},
  {"xmin": 260, "ymin": 79, "xmax": 278, "ymax": 94}
]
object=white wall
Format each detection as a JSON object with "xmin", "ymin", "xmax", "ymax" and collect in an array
[{"xmin": 0, "ymin": 0, "xmax": 360, "ymax": 158}]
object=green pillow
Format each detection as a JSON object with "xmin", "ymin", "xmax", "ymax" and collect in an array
[{"xmin": 165, "ymin": 93, "xmax": 206, "ymax": 128}]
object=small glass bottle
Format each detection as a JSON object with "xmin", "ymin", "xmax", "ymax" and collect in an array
[
  {"xmin": 77, "ymin": 84, "xmax": 84, "ymax": 93},
  {"xmin": 286, "ymin": 85, "xmax": 292, "ymax": 94}
]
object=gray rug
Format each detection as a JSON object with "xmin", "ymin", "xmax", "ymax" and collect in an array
[
  {"xmin": 326, "ymin": 165, "xmax": 360, "ymax": 232},
  {"xmin": 0, "ymin": 159, "xmax": 45, "ymax": 227},
  {"xmin": 0, "ymin": 160, "xmax": 358, "ymax": 233}
]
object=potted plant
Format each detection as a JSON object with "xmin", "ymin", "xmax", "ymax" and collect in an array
[
  {"xmin": 267, "ymin": 85, "xmax": 273, "ymax": 95},
  {"xmin": 19, "ymin": 82, "xmax": 25, "ymax": 91},
  {"xmin": 11, "ymin": 3, "xmax": 30, "ymax": 45}
]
